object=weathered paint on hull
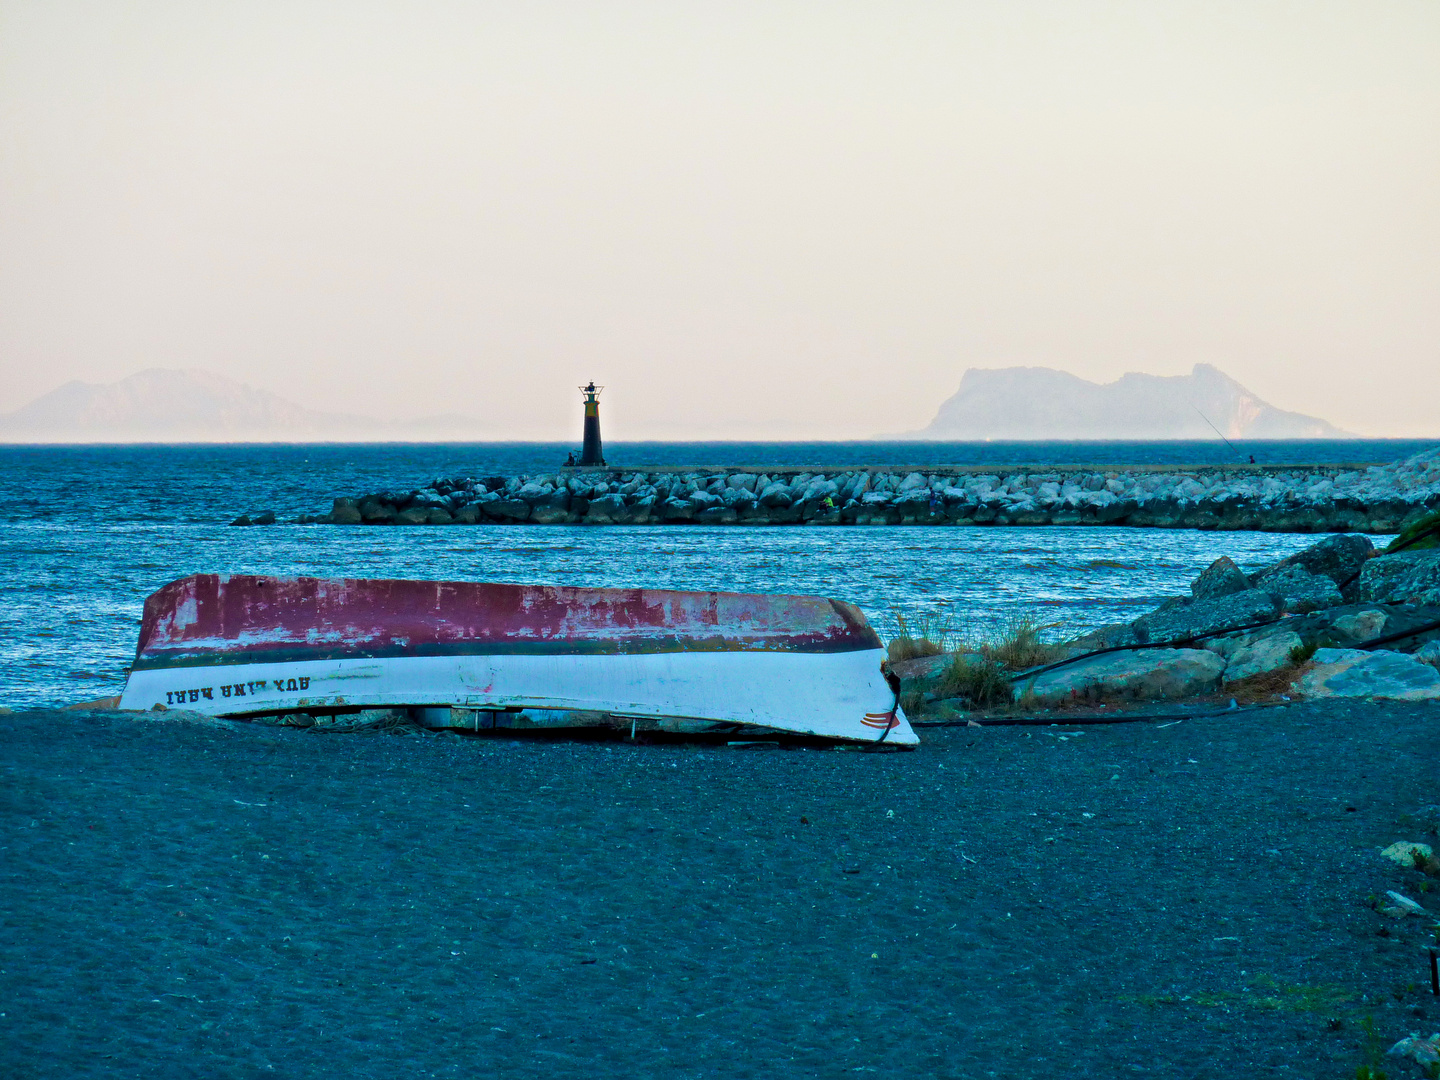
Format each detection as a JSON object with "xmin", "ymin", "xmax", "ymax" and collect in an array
[{"xmin": 118, "ymin": 575, "xmax": 915, "ymax": 745}]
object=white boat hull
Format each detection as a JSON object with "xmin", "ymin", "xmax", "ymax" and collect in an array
[
  {"xmin": 117, "ymin": 575, "xmax": 916, "ymax": 745},
  {"xmin": 120, "ymin": 648, "xmax": 914, "ymax": 744}
]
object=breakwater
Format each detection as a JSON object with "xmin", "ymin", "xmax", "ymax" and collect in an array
[{"xmin": 271, "ymin": 449, "xmax": 1440, "ymax": 533}]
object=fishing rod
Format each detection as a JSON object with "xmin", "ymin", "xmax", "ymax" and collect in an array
[{"xmin": 1192, "ymin": 405, "xmax": 1246, "ymax": 465}]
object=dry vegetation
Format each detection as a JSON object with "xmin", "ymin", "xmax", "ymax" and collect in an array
[
  {"xmin": 885, "ymin": 611, "xmax": 948, "ymax": 663},
  {"xmin": 889, "ymin": 611, "xmax": 1075, "ymax": 711},
  {"xmin": 977, "ymin": 615, "xmax": 1069, "ymax": 672},
  {"xmin": 934, "ymin": 655, "xmax": 1012, "ymax": 708},
  {"xmin": 1223, "ymin": 663, "xmax": 1309, "ymax": 705}
]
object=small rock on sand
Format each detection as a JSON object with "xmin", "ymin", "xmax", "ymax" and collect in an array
[
  {"xmin": 1379, "ymin": 841, "xmax": 1435, "ymax": 868},
  {"xmin": 1388, "ymin": 1032, "xmax": 1440, "ymax": 1068}
]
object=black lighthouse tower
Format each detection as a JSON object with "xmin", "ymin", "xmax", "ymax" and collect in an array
[{"xmin": 579, "ymin": 382, "xmax": 605, "ymax": 466}]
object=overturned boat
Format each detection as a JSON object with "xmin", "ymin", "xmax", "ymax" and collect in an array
[{"xmin": 117, "ymin": 575, "xmax": 916, "ymax": 745}]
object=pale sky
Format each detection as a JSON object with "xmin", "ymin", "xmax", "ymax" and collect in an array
[{"xmin": 1, "ymin": 1, "xmax": 1437, "ymax": 438}]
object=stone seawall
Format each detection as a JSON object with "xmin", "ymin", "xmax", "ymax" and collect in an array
[{"xmin": 255, "ymin": 450, "xmax": 1440, "ymax": 533}]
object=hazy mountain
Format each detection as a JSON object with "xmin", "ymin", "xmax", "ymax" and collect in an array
[
  {"xmin": 0, "ymin": 369, "xmax": 488, "ymax": 442},
  {"xmin": 911, "ymin": 363, "xmax": 1351, "ymax": 440}
]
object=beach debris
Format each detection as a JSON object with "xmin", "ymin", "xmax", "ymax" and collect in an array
[
  {"xmin": 1378, "ymin": 891, "xmax": 1429, "ymax": 918},
  {"xmin": 1380, "ymin": 842, "xmax": 1436, "ymax": 869},
  {"xmin": 1387, "ymin": 1031, "xmax": 1440, "ymax": 1068},
  {"xmin": 1296, "ymin": 649, "xmax": 1440, "ymax": 702},
  {"xmin": 1021, "ymin": 648, "xmax": 1226, "ymax": 707}
]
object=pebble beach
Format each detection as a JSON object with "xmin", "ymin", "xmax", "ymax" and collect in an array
[{"xmin": 3, "ymin": 702, "xmax": 1436, "ymax": 1078}]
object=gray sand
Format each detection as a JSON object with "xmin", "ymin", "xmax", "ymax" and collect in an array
[{"xmin": 2, "ymin": 703, "xmax": 1437, "ymax": 1079}]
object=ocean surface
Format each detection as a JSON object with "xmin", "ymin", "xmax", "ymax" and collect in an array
[{"xmin": 2, "ymin": 439, "xmax": 1431, "ymax": 710}]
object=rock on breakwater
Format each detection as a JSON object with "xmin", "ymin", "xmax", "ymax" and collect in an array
[{"xmin": 294, "ymin": 449, "xmax": 1440, "ymax": 533}]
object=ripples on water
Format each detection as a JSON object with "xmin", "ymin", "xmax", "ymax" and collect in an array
[
  {"xmin": 0, "ymin": 522, "xmax": 1317, "ymax": 709},
  {"xmin": 3, "ymin": 440, "xmax": 1418, "ymax": 708}
]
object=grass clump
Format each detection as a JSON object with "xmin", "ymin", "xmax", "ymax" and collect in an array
[
  {"xmin": 1289, "ymin": 640, "xmax": 1320, "ymax": 666},
  {"xmin": 898, "ymin": 690, "xmax": 926, "ymax": 716},
  {"xmin": 936, "ymin": 655, "xmax": 1013, "ymax": 708},
  {"xmin": 980, "ymin": 614, "xmax": 1068, "ymax": 672},
  {"xmin": 887, "ymin": 610, "xmax": 947, "ymax": 663}
]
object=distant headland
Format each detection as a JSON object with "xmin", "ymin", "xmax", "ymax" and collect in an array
[
  {"xmin": 0, "ymin": 368, "xmax": 487, "ymax": 443},
  {"xmin": 905, "ymin": 363, "xmax": 1350, "ymax": 441},
  {"xmin": 0, "ymin": 362, "xmax": 1356, "ymax": 443}
]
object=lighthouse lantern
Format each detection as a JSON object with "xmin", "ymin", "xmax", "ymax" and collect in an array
[{"xmin": 578, "ymin": 382, "xmax": 605, "ymax": 466}]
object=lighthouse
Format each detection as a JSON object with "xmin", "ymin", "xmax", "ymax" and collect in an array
[{"xmin": 578, "ymin": 382, "xmax": 605, "ymax": 466}]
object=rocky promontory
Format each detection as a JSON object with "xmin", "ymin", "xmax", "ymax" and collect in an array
[
  {"xmin": 267, "ymin": 448, "xmax": 1440, "ymax": 533},
  {"xmin": 893, "ymin": 528, "xmax": 1440, "ymax": 719}
]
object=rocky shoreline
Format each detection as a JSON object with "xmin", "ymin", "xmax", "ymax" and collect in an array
[
  {"xmin": 245, "ymin": 449, "xmax": 1440, "ymax": 533},
  {"xmin": 894, "ymin": 526, "xmax": 1440, "ymax": 720}
]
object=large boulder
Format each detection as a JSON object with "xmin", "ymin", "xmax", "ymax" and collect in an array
[
  {"xmin": 1254, "ymin": 533, "xmax": 1374, "ymax": 587},
  {"xmin": 1223, "ymin": 631, "xmax": 1303, "ymax": 682},
  {"xmin": 1190, "ymin": 556, "xmax": 1250, "ymax": 600},
  {"xmin": 585, "ymin": 493, "xmax": 632, "ymax": 524},
  {"xmin": 757, "ymin": 483, "xmax": 792, "ymax": 509},
  {"xmin": 1066, "ymin": 623, "xmax": 1140, "ymax": 651},
  {"xmin": 1132, "ymin": 588, "xmax": 1283, "ymax": 645},
  {"xmin": 328, "ymin": 497, "xmax": 363, "ymax": 525},
  {"xmin": 1022, "ymin": 648, "xmax": 1226, "ymax": 707},
  {"xmin": 659, "ymin": 498, "xmax": 696, "ymax": 523},
  {"xmin": 1296, "ymin": 648, "xmax": 1440, "ymax": 701},
  {"xmin": 1355, "ymin": 549, "xmax": 1440, "ymax": 605},
  {"xmin": 528, "ymin": 488, "xmax": 571, "ymax": 525},
  {"xmin": 358, "ymin": 497, "xmax": 397, "ymax": 524},
  {"xmin": 486, "ymin": 498, "xmax": 532, "ymax": 523},
  {"xmin": 629, "ymin": 496, "xmax": 656, "ymax": 525},
  {"xmin": 1260, "ymin": 565, "xmax": 1344, "ymax": 614},
  {"xmin": 696, "ymin": 506, "xmax": 738, "ymax": 525}
]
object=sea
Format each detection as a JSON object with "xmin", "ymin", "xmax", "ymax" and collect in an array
[{"xmin": 2, "ymin": 438, "xmax": 1434, "ymax": 710}]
